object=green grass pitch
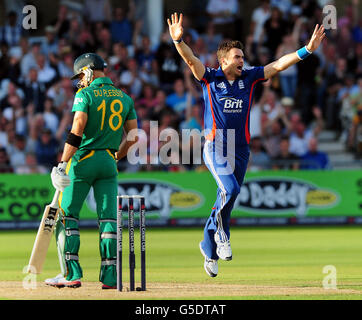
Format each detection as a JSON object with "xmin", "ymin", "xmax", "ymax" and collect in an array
[{"xmin": 1, "ymin": 226, "xmax": 362, "ymax": 299}]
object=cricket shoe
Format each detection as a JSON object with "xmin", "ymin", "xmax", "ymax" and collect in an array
[
  {"xmin": 199, "ymin": 242, "xmax": 218, "ymax": 277},
  {"xmin": 102, "ymin": 284, "xmax": 117, "ymax": 289},
  {"xmin": 44, "ymin": 274, "xmax": 66, "ymax": 288},
  {"xmin": 214, "ymin": 230, "xmax": 232, "ymax": 261},
  {"xmin": 45, "ymin": 274, "xmax": 81, "ymax": 288}
]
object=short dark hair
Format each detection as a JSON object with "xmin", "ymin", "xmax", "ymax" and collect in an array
[{"xmin": 216, "ymin": 40, "xmax": 244, "ymax": 64}]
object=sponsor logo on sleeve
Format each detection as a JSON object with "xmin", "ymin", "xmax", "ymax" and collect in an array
[{"xmin": 74, "ymin": 97, "xmax": 83, "ymax": 105}]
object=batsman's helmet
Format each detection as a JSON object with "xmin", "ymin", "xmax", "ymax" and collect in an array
[{"xmin": 70, "ymin": 53, "xmax": 107, "ymax": 80}]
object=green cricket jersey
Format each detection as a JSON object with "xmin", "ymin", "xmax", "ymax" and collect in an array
[{"xmin": 72, "ymin": 77, "xmax": 137, "ymax": 151}]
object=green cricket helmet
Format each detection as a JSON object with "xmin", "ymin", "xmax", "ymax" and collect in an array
[{"xmin": 70, "ymin": 53, "xmax": 107, "ymax": 80}]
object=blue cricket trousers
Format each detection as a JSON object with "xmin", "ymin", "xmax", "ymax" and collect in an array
[{"xmin": 201, "ymin": 139, "xmax": 250, "ymax": 260}]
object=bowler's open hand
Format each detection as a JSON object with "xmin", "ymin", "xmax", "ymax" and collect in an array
[
  {"xmin": 167, "ymin": 12, "xmax": 184, "ymax": 41},
  {"xmin": 306, "ymin": 24, "xmax": 326, "ymax": 52}
]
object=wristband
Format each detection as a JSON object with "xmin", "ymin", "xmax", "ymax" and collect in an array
[
  {"xmin": 65, "ymin": 131, "xmax": 82, "ymax": 148},
  {"xmin": 296, "ymin": 46, "xmax": 312, "ymax": 60},
  {"xmin": 173, "ymin": 38, "xmax": 183, "ymax": 44}
]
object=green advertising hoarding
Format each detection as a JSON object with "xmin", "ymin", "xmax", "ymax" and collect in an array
[{"xmin": 0, "ymin": 170, "xmax": 361, "ymax": 228}]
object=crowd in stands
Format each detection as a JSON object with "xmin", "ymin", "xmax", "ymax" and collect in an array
[{"xmin": 0, "ymin": 0, "xmax": 361, "ymax": 174}]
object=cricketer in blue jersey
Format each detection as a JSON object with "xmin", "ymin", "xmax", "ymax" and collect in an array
[{"xmin": 168, "ymin": 13, "xmax": 326, "ymax": 277}]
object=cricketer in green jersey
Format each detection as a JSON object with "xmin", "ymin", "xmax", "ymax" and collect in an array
[{"xmin": 47, "ymin": 53, "xmax": 138, "ymax": 289}]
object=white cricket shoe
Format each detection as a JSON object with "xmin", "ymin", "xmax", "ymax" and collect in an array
[
  {"xmin": 45, "ymin": 274, "xmax": 66, "ymax": 288},
  {"xmin": 214, "ymin": 231, "xmax": 232, "ymax": 261},
  {"xmin": 199, "ymin": 242, "xmax": 218, "ymax": 277},
  {"xmin": 45, "ymin": 274, "xmax": 81, "ymax": 288}
]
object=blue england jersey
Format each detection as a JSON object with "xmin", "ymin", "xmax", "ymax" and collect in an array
[{"xmin": 197, "ymin": 66, "xmax": 265, "ymax": 147}]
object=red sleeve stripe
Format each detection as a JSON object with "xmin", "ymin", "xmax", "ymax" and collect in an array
[
  {"xmin": 245, "ymin": 78, "xmax": 265, "ymax": 144},
  {"xmin": 202, "ymin": 78, "xmax": 217, "ymax": 141}
]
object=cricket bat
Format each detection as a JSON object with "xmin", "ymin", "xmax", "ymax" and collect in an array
[{"xmin": 27, "ymin": 190, "xmax": 61, "ymax": 274}]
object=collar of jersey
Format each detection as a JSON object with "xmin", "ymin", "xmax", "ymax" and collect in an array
[{"xmin": 89, "ymin": 77, "xmax": 113, "ymax": 87}]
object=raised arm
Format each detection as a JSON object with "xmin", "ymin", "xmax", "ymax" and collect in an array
[
  {"xmin": 167, "ymin": 13, "xmax": 205, "ymax": 81},
  {"xmin": 264, "ymin": 24, "xmax": 325, "ymax": 79}
]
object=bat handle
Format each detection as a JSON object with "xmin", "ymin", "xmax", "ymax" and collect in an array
[{"xmin": 50, "ymin": 190, "xmax": 61, "ymax": 208}]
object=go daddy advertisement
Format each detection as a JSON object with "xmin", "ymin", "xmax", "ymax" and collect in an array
[{"xmin": 0, "ymin": 170, "xmax": 361, "ymax": 228}]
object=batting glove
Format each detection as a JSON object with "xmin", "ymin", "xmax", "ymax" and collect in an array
[{"xmin": 51, "ymin": 162, "xmax": 70, "ymax": 192}]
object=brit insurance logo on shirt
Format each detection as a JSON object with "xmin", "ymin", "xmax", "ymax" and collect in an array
[{"xmin": 220, "ymin": 97, "xmax": 243, "ymax": 113}]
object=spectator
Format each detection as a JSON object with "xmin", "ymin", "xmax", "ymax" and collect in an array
[
  {"xmin": 0, "ymin": 147, "xmax": 13, "ymax": 173},
  {"xmin": 180, "ymin": 69, "xmax": 203, "ymax": 131},
  {"xmin": 0, "ymin": 81, "xmax": 23, "ymax": 109},
  {"xmin": 109, "ymin": 42, "xmax": 129, "ymax": 73},
  {"xmin": 65, "ymin": 17, "xmax": 82, "ymax": 51},
  {"xmin": 166, "ymin": 78, "xmax": 196, "ymax": 116},
  {"xmin": 120, "ymin": 58, "xmax": 143, "ymax": 98},
  {"xmin": 41, "ymin": 25, "xmax": 59, "ymax": 56},
  {"xmin": 260, "ymin": 6, "xmax": 288, "ymax": 59},
  {"xmin": 15, "ymin": 152, "xmax": 48, "ymax": 174},
  {"xmin": 348, "ymin": 104, "xmax": 362, "ymax": 156},
  {"xmin": 36, "ymin": 54, "xmax": 57, "ymax": 86},
  {"xmin": 21, "ymin": 68, "xmax": 46, "ymax": 113},
  {"xmin": 52, "ymin": 4, "xmax": 71, "ymax": 39},
  {"xmin": 20, "ymin": 42, "xmax": 41, "ymax": 79},
  {"xmin": 47, "ymin": 77, "xmax": 74, "ymax": 112},
  {"xmin": 181, "ymin": 15, "xmax": 199, "ymax": 42},
  {"xmin": 249, "ymin": 136, "xmax": 270, "ymax": 170},
  {"xmin": 187, "ymin": 0, "xmax": 209, "ymax": 32},
  {"xmin": 0, "ymin": 41, "xmax": 11, "ymax": 81},
  {"xmin": 275, "ymin": 20, "xmax": 300, "ymax": 98},
  {"xmin": 250, "ymin": 0, "xmax": 271, "ymax": 53},
  {"xmin": 110, "ymin": 7, "xmax": 133, "ymax": 46},
  {"xmin": 201, "ymin": 22, "xmax": 223, "ymax": 53},
  {"xmin": 135, "ymin": 36, "xmax": 155, "ymax": 72},
  {"xmin": 96, "ymin": 27, "xmax": 113, "ymax": 56},
  {"xmin": 2, "ymin": 94, "xmax": 27, "ymax": 135},
  {"xmin": 348, "ymin": 43, "xmax": 362, "ymax": 76},
  {"xmin": 0, "ymin": 115, "xmax": 8, "ymax": 147},
  {"xmin": 206, "ymin": 0, "xmax": 239, "ymax": 39},
  {"xmin": 35, "ymin": 128, "xmax": 59, "ymax": 171},
  {"xmin": 6, "ymin": 133, "xmax": 27, "ymax": 169},
  {"xmin": 155, "ymin": 32, "xmax": 183, "ymax": 89},
  {"xmin": 76, "ymin": 22, "xmax": 96, "ymax": 56},
  {"xmin": 263, "ymin": 119, "xmax": 284, "ymax": 158},
  {"xmin": 0, "ymin": 11, "xmax": 22, "ymax": 47},
  {"xmin": 193, "ymin": 37, "xmax": 211, "ymax": 65},
  {"xmin": 84, "ymin": 0, "xmax": 112, "ymax": 24},
  {"xmin": 57, "ymin": 53, "xmax": 74, "ymax": 78},
  {"xmin": 300, "ymin": 137, "xmax": 330, "ymax": 169},
  {"xmin": 139, "ymin": 59, "xmax": 160, "ymax": 88},
  {"xmin": 289, "ymin": 107, "xmax": 324, "ymax": 156},
  {"xmin": 136, "ymin": 84, "xmax": 158, "ymax": 109},
  {"xmin": 43, "ymin": 98, "xmax": 59, "ymax": 135},
  {"xmin": 149, "ymin": 89, "xmax": 172, "ymax": 122},
  {"xmin": 324, "ymin": 57, "xmax": 348, "ymax": 130},
  {"xmin": 272, "ymin": 135, "xmax": 299, "ymax": 170},
  {"xmin": 338, "ymin": 74, "xmax": 359, "ymax": 142}
]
